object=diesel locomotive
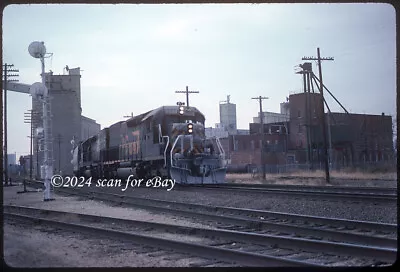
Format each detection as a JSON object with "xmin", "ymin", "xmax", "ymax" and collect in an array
[{"xmin": 71, "ymin": 105, "xmax": 227, "ymax": 184}]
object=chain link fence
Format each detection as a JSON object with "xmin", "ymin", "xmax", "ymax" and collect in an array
[{"xmin": 228, "ymin": 160, "xmax": 397, "ymax": 174}]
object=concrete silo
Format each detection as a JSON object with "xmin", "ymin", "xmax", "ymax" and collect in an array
[{"xmin": 219, "ymin": 95, "xmax": 237, "ymax": 135}]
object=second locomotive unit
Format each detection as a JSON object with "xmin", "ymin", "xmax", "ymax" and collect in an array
[{"xmin": 71, "ymin": 105, "xmax": 227, "ymax": 184}]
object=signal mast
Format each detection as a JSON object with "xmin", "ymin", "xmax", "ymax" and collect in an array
[{"xmin": 28, "ymin": 41, "xmax": 54, "ymax": 201}]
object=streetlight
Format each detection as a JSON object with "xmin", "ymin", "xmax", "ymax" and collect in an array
[{"xmin": 28, "ymin": 41, "xmax": 54, "ymax": 201}]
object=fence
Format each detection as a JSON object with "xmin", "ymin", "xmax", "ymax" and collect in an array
[{"xmin": 227, "ymin": 160, "xmax": 397, "ymax": 174}]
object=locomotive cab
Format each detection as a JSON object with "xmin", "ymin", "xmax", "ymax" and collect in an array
[{"xmin": 168, "ymin": 122, "xmax": 226, "ymax": 184}]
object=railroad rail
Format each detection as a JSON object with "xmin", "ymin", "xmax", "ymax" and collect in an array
[
  {"xmin": 179, "ymin": 184, "xmax": 397, "ymax": 203},
  {"xmin": 197, "ymin": 183, "xmax": 397, "ymax": 195},
  {"xmin": 22, "ymin": 182, "xmax": 393, "ymax": 249},
  {"xmin": 23, "ymin": 180, "xmax": 397, "ymax": 244},
  {"xmin": 4, "ymin": 205, "xmax": 396, "ymax": 266}
]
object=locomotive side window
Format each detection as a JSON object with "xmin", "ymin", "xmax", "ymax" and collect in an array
[{"xmin": 147, "ymin": 120, "xmax": 152, "ymax": 132}]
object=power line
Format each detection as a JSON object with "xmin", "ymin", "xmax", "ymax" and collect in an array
[
  {"xmin": 24, "ymin": 109, "xmax": 40, "ymax": 180},
  {"xmin": 3, "ymin": 63, "xmax": 19, "ymax": 185},
  {"xmin": 302, "ymin": 48, "xmax": 334, "ymax": 184},
  {"xmin": 175, "ymin": 86, "xmax": 199, "ymax": 108}
]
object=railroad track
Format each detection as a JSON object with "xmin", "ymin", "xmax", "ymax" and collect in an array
[
  {"xmin": 20, "ymin": 180, "xmax": 397, "ymax": 265},
  {"xmin": 198, "ymin": 183, "xmax": 397, "ymax": 195},
  {"xmin": 16, "ymin": 177, "xmax": 398, "ymax": 203},
  {"xmin": 4, "ymin": 205, "xmax": 395, "ymax": 266},
  {"xmin": 179, "ymin": 183, "xmax": 397, "ymax": 203},
  {"xmin": 24, "ymin": 180, "xmax": 397, "ymax": 244}
]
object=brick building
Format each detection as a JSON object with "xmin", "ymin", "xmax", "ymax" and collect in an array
[
  {"xmin": 220, "ymin": 132, "xmax": 288, "ymax": 172},
  {"xmin": 221, "ymin": 92, "xmax": 394, "ymax": 172},
  {"xmin": 286, "ymin": 92, "xmax": 394, "ymax": 167}
]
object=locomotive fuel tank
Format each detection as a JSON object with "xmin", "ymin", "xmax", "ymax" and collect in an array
[{"xmin": 117, "ymin": 167, "xmax": 135, "ymax": 179}]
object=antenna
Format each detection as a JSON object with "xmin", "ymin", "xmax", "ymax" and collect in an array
[{"xmin": 219, "ymin": 94, "xmax": 231, "ymax": 104}]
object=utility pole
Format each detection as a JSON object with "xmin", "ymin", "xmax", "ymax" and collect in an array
[
  {"xmin": 302, "ymin": 48, "xmax": 334, "ymax": 184},
  {"xmin": 175, "ymin": 86, "xmax": 199, "ymax": 108},
  {"xmin": 24, "ymin": 110, "xmax": 37, "ymax": 180},
  {"xmin": 55, "ymin": 134, "xmax": 63, "ymax": 174},
  {"xmin": 36, "ymin": 136, "xmax": 40, "ymax": 179},
  {"xmin": 306, "ymin": 71, "xmax": 313, "ymax": 168},
  {"xmin": 2, "ymin": 63, "xmax": 19, "ymax": 185},
  {"xmin": 252, "ymin": 96, "xmax": 269, "ymax": 180}
]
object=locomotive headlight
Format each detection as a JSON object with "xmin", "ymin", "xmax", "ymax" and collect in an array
[
  {"xmin": 187, "ymin": 123, "xmax": 193, "ymax": 134},
  {"xmin": 179, "ymin": 106, "xmax": 185, "ymax": 115}
]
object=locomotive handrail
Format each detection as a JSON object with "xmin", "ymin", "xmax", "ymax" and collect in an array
[
  {"xmin": 215, "ymin": 137, "xmax": 225, "ymax": 159},
  {"xmin": 170, "ymin": 135, "xmax": 183, "ymax": 167},
  {"xmin": 162, "ymin": 136, "xmax": 169, "ymax": 168}
]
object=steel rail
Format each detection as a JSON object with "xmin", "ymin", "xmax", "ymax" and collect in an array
[
  {"xmin": 191, "ymin": 183, "xmax": 397, "ymax": 195},
  {"xmin": 18, "ymin": 178, "xmax": 398, "ymax": 201},
  {"xmin": 50, "ymin": 187, "xmax": 397, "ymax": 248},
  {"xmin": 4, "ymin": 205, "xmax": 396, "ymax": 263},
  {"xmin": 4, "ymin": 211, "xmax": 319, "ymax": 267},
  {"xmin": 24, "ymin": 180, "xmax": 397, "ymax": 234},
  {"xmin": 180, "ymin": 185, "xmax": 397, "ymax": 203},
  {"xmin": 90, "ymin": 190, "xmax": 398, "ymax": 235}
]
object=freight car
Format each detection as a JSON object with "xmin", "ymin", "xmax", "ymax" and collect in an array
[{"xmin": 71, "ymin": 106, "xmax": 226, "ymax": 184}]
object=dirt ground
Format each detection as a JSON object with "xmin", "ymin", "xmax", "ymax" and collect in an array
[
  {"xmin": 4, "ymin": 221, "xmax": 212, "ymax": 267},
  {"xmin": 2, "ymin": 185, "xmax": 212, "ymax": 267}
]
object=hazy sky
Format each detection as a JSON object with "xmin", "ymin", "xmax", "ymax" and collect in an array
[{"xmin": 2, "ymin": 3, "xmax": 396, "ymax": 158}]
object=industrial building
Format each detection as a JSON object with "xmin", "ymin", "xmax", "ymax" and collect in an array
[
  {"xmin": 3, "ymin": 153, "xmax": 16, "ymax": 166},
  {"xmin": 205, "ymin": 123, "xmax": 229, "ymax": 139},
  {"xmin": 205, "ymin": 95, "xmax": 239, "ymax": 139},
  {"xmin": 220, "ymin": 92, "xmax": 394, "ymax": 172},
  {"xmin": 31, "ymin": 66, "xmax": 101, "ymax": 176},
  {"xmin": 82, "ymin": 116, "xmax": 101, "ymax": 141},
  {"xmin": 219, "ymin": 95, "xmax": 237, "ymax": 135},
  {"xmin": 252, "ymin": 100, "xmax": 290, "ymax": 124}
]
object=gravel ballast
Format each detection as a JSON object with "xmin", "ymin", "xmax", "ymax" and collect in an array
[
  {"xmin": 98, "ymin": 181, "xmax": 397, "ymax": 224},
  {"xmin": 3, "ymin": 179, "xmax": 397, "ymax": 267}
]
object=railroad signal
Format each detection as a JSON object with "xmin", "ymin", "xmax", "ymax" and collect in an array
[{"xmin": 187, "ymin": 123, "xmax": 193, "ymax": 134}]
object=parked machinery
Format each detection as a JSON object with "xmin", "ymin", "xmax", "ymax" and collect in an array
[{"xmin": 71, "ymin": 106, "xmax": 226, "ymax": 184}]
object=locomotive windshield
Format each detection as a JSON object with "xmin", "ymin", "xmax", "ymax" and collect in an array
[{"xmin": 168, "ymin": 116, "xmax": 204, "ymax": 126}]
